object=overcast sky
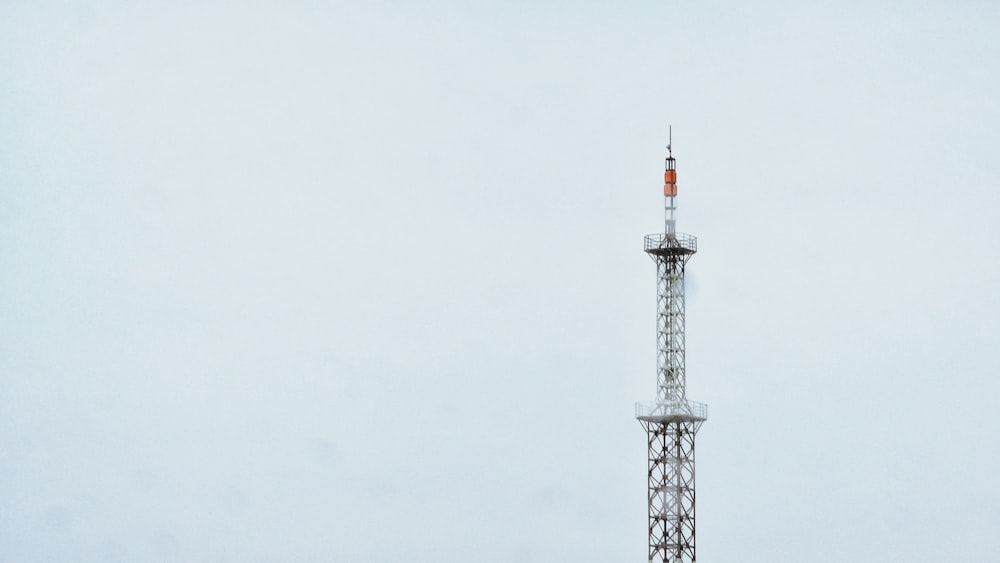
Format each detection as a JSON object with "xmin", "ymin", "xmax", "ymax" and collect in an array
[{"xmin": 2, "ymin": 1, "xmax": 999, "ymax": 562}]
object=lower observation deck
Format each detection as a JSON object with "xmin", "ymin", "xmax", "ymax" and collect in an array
[
  {"xmin": 635, "ymin": 400, "xmax": 708, "ymax": 423},
  {"xmin": 644, "ymin": 233, "xmax": 697, "ymax": 256}
]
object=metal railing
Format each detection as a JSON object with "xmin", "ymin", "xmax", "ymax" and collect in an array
[
  {"xmin": 644, "ymin": 233, "xmax": 697, "ymax": 254},
  {"xmin": 635, "ymin": 400, "xmax": 708, "ymax": 420}
]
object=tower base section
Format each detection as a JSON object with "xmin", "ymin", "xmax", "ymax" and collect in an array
[{"xmin": 640, "ymin": 418, "xmax": 701, "ymax": 563}]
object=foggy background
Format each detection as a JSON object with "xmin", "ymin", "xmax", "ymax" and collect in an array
[{"xmin": 2, "ymin": 1, "xmax": 999, "ymax": 561}]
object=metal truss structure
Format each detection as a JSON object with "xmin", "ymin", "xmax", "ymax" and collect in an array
[
  {"xmin": 635, "ymin": 141, "xmax": 706, "ymax": 563},
  {"xmin": 639, "ymin": 418, "xmax": 701, "ymax": 563}
]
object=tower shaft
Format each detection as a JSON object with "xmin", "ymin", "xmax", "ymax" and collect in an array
[
  {"xmin": 655, "ymin": 242, "xmax": 689, "ymax": 407},
  {"xmin": 640, "ymin": 418, "xmax": 699, "ymax": 563}
]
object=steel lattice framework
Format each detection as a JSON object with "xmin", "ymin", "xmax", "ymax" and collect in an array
[
  {"xmin": 635, "ymin": 141, "xmax": 706, "ymax": 563},
  {"xmin": 640, "ymin": 418, "xmax": 700, "ymax": 563}
]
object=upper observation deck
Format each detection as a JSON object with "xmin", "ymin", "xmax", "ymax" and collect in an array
[{"xmin": 644, "ymin": 232, "xmax": 698, "ymax": 257}]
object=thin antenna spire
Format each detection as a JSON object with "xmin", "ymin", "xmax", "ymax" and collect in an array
[{"xmin": 664, "ymin": 126, "xmax": 678, "ymax": 234}]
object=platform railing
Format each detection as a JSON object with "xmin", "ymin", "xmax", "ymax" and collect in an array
[
  {"xmin": 635, "ymin": 400, "xmax": 708, "ymax": 420},
  {"xmin": 644, "ymin": 232, "xmax": 697, "ymax": 253}
]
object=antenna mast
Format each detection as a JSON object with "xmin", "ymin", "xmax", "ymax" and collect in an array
[{"xmin": 664, "ymin": 126, "xmax": 677, "ymax": 236}]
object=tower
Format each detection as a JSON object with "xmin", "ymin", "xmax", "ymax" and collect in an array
[{"xmin": 635, "ymin": 133, "xmax": 707, "ymax": 563}]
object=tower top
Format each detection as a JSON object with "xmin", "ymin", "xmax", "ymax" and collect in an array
[{"xmin": 647, "ymin": 128, "xmax": 696, "ymax": 256}]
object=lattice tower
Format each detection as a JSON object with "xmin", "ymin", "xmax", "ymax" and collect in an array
[{"xmin": 635, "ymin": 135, "xmax": 707, "ymax": 563}]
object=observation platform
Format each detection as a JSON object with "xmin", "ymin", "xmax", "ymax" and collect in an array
[
  {"xmin": 635, "ymin": 400, "xmax": 708, "ymax": 423},
  {"xmin": 644, "ymin": 233, "xmax": 697, "ymax": 257}
]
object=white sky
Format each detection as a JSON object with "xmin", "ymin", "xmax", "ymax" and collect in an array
[{"xmin": 2, "ymin": 1, "xmax": 999, "ymax": 561}]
